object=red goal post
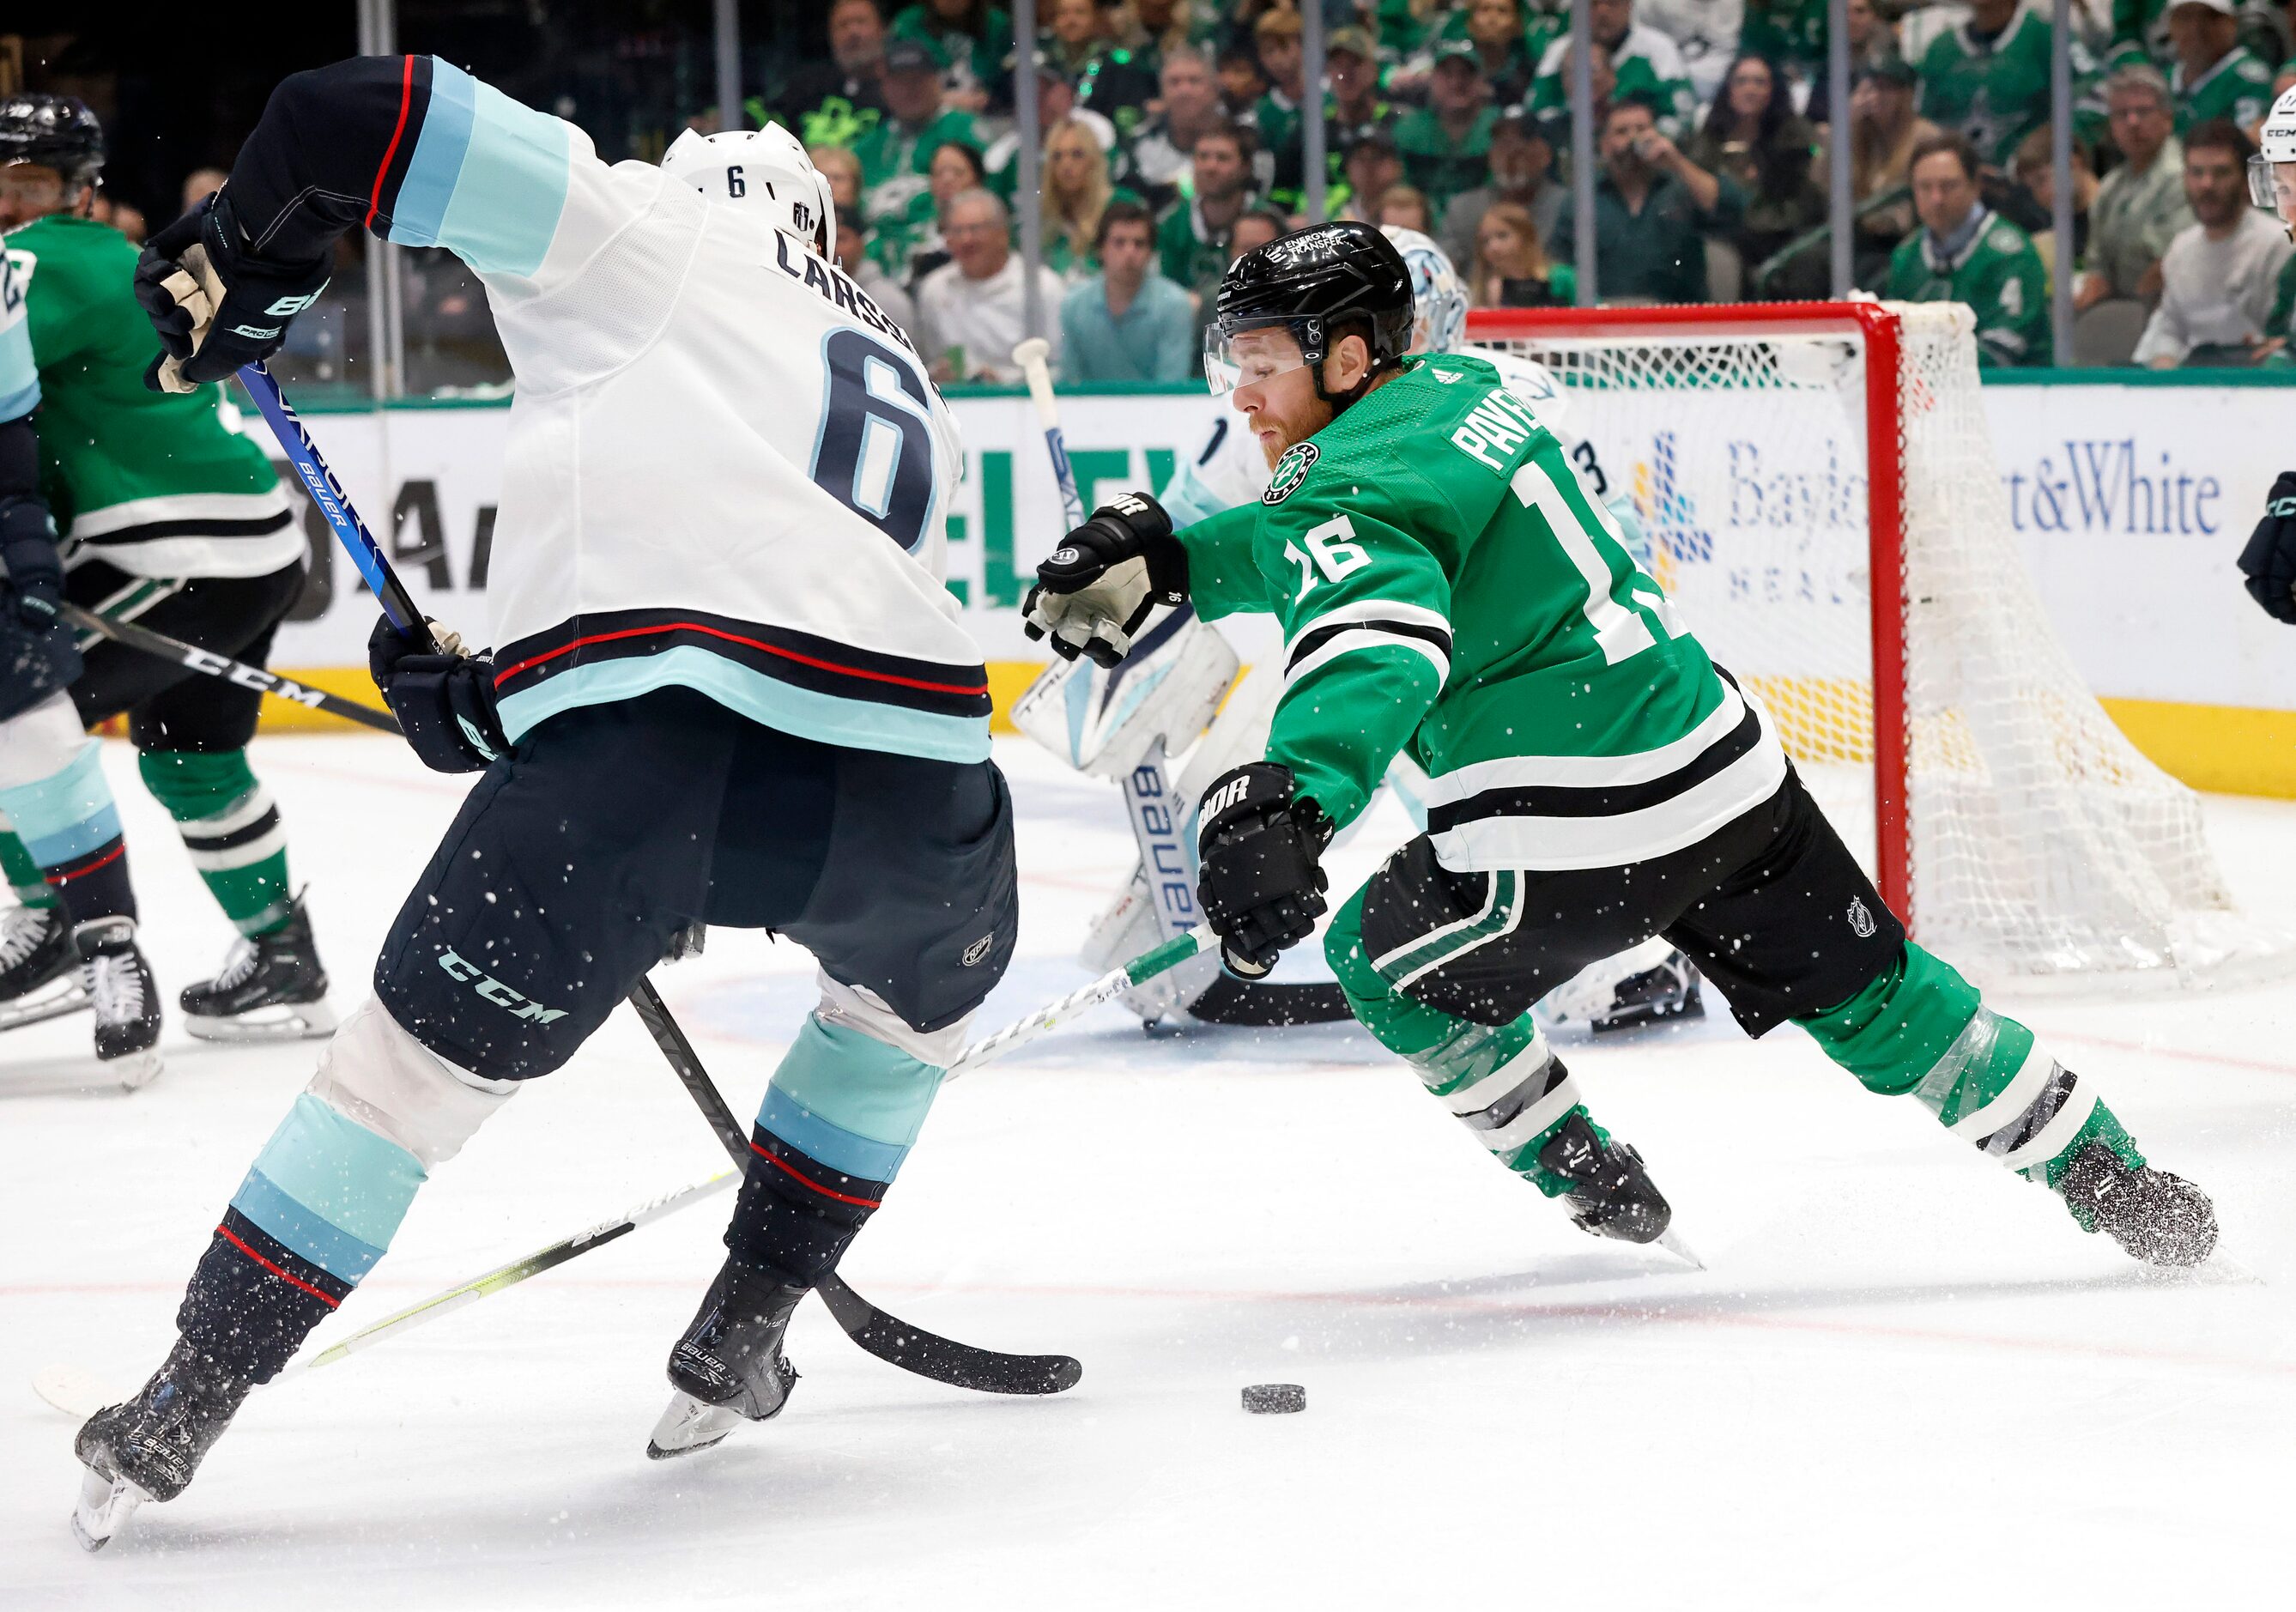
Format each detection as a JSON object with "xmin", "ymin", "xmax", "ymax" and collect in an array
[{"xmin": 1465, "ymin": 301, "xmax": 1912, "ymax": 921}]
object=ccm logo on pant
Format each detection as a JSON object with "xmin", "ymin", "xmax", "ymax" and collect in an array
[{"xmin": 436, "ymin": 948, "xmax": 568, "ymax": 1023}]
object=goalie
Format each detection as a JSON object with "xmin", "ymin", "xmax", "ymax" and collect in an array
[{"xmin": 1015, "ymin": 228, "xmax": 1702, "ymax": 1033}]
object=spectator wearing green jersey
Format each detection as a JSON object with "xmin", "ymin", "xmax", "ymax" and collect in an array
[
  {"xmin": 1251, "ymin": 9, "xmax": 1311, "ymax": 170},
  {"xmin": 853, "ymin": 38, "xmax": 981, "ymax": 246},
  {"xmin": 1742, "ymin": 0, "xmax": 1832, "ymax": 87},
  {"xmin": 1058, "ymin": 202, "xmax": 1197, "ymax": 380},
  {"xmin": 2166, "ymin": 0, "xmax": 2276, "ymax": 131},
  {"xmin": 1126, "ymin": 45, "xmax": 1230, "ymax": 214},
  {"xmin": 2108, "ymin": 0, "xmax": 2174, "ymax": 70},
  {"xmin": 1917, "ymin": 0, "xmax": 2099, "ymax": 167},
  {"xmin": 774, "ymin": 0, "xmax": 890, "ymax": 149},
  {"xmin": 1157, "ymin": 120, "xmax": 1259, "ymax": 294},
  {"xmin": 1884, "ymin": 132, "xmax": 2051, "ymax": 366},
  {"xmin": 1639, "ymin": 0, "xmax": 1747, "ymax": 104},
  {"xmin": 1551, "ymin": 95, "xmax": 1746, "ymax": 302},
  {"xmin": 1396, "ymin": 41, "xmax": 1502, "ymax": 227},
  {"xmin": 2132, "ymin": 119, "xmax": 2293, "ymax": 364},
  {"xmin": 1271, "ymin": 27, "xmax": 1397, "ymax": 214},
  {"xmin": 1429, "ymin": 0, "xmax": 1544, "ymax": 108},
  {"xmin": 1530, "ymin": 0, "xmax": 1700, "ymax": 140},
  {"xmin": 890, "ymin": 0, "xmax": 1013, "ymax": 112}
]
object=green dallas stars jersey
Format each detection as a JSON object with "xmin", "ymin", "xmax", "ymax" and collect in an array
[
  {"xmin": 1882, "ymin": 207, "xmax": 2051, "ymax": 367},
  {"xmin": 6, "ymin": 214, "xmax": 296, "ymax": 577},
  {"xmin": 1177, "ymin": 354, "xmax": 1785, "ymax": 871},
  {"xmin": 1916, "ymin": 12, "xmax": 2101, "ymax": 166},
  {"xmin": 2173, "ymin": 46, "xmax": 2275, "ymax": 135}
]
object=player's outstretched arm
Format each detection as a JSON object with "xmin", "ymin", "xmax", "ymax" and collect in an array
[
  {"xmin": 1022, "ymin": 491, "xmax": 1190, "ymax": 666},
  {"xmin": 136, "ymin": 55, "xmax": 662, "ymax": 391}
]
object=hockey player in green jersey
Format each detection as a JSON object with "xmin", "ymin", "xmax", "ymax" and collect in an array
[
  {"xmin": 1884, "ymin": 132, "xmax": 2051, "ymax": 367},
  {"xmin": 1027, "ymin": 220, "xmax": 2218, "ymax": 1268},
  {"xmin": 0, "ymin": 94, "xmax": 332, "ymax": 1050}
]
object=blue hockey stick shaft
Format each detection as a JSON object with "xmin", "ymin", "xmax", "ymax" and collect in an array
[
  {"xmin": 1013, "ymin": 338, "xmax": 1084, "ymax": 529},
  {"xmin": 236, "ymin": 361, "xmax": 434, "ymax": 648}
]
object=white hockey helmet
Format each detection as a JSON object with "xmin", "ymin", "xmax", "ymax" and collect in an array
[
  {"xmin": 2251, "ymin": 85, "xmax": 2296, "ymax": 231},
  {"xmin": 1381, "ymin": 226, "xmax": 1469, "ymax": 356},
  {"xmin": 662, "ymin": 124, "xmax": 834, "ymax": 258}
]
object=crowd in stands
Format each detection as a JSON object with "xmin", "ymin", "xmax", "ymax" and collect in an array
[{"xmin": 756, "ymin": 0, "xmax": 2296, "ymax": 377}]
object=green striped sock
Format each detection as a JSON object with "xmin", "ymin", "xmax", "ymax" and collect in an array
[
  {"xmin": 1798, "ymin": 943, "xmax": 2142, "ymax": 1191},
  {"xmin": 138, "ymin": 748, "xmax": 294, "ymax": 937}
]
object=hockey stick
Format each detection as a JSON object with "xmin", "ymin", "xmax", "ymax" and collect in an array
[
  {"xmin": 1013, "ymin": 337, "xmax": 1084, "ymax": 529},
  {"xmin": 59, "ymin": 603, "xmax": 402, "ymax": 735},
  {"xmin": 233, "ymin": 362, "xmax": 1056, "ymax": 1387},
  {"xmin": 622, "ymin": 979, "xmax": 1081, "ymax": 1395}
]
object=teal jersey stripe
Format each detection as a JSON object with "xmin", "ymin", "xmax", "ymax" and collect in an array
[
  {"xmin": 759, "ymin": 1015, "xmax": 946, "ymax": 1181},
  {"xmin": 496, "ymin": 644, "xmax": 992, "ymax": 764},
  {"xmin": 229, "ymin": 1167, "xmax": 388, "ymax": 1282},
  {"xmin": 244, "ymin": 1091, "xmax": 427, "ymax": 1253},
  {"xmin": 0, "ymin": 249, "xmax": 35, "ymax": 417},
  {"xmin": 0, "ymin": 740, "xmax": 118, "ymax": 863},
  {"xmin": 0, "ymin": 376, "xmax": 37, "ymax": 422},
  {"xmin": 389, "ymin": 58, "xmax": 572, "ymax": 277}
]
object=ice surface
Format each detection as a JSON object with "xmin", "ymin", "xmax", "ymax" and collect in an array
[{"xmin": 3, "ymin": 736, "xmax": 2293, "ymax": 1609}]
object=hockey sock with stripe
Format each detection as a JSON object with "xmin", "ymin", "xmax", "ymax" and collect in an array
[
  {"xmin": 179, "ymin": 1091, "xmax": 427, "ymax": 1381},
  {"xmin": 1328, "ymin": 889, "xmax": 1596, "ymax": 1198},
  {"xmin": 1796, "ymin": 942, "xmax": 2143, "ymax": 1195},
  {"xmin": 0, "ymin": 739, "xmax": 136, "ymax": 928},
  {"xmin": 0, "ymin": 815, "xmax": 56, "ymax": 908},
  {"xmin": 724, "ymin": 1013, "xmax": 947, "ymax": 1282},
  {"xmin": 139, "ymin": 748, "xmax": 294, "ymax": 937}
]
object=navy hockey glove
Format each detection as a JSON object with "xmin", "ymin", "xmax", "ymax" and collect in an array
[
  {"xmin": 2238, "ymin": 471, "xmax": 2296, "ymax": 624},
  {"xmin": 136, "ymin": 191, "xmax": 332, "ymax": 394},
  {"xmin": 369, "ymin": 615, "xmax": 511, "ymax": 774},
  {"xmin": 0, "ymin": 492, "xmax": 67, "ymax": 629},
  {"xmin": 1023, "ymin": 491, "xmax": 1188, "ymax": 668},
  {"xmin": 1196, "ymin": 762, "xmax": 1332, "ymax": 979}
]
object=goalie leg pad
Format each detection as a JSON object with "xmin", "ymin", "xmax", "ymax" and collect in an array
[{"xmin": 1012, "ymin": 604, "xmax": 1239, "ymax": 780}]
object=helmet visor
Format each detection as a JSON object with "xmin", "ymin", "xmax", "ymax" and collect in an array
[
  {"xmin": 2251, "ymin": 154, "xmax": 2277, "ymax": 210},
  {"xmin": 1203, "ymin": 321, "xmax": 1313, "ymax": 396}
]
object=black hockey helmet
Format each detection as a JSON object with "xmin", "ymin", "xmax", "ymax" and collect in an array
[
  {"xmin": 0, "ymin": 94, "xmax": 105, "ymax": 190},
  {"xmin": 1206, "ymin": 220, "xmax": 1414, "ymax": 411}
]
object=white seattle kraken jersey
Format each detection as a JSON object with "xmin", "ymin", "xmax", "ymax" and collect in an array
[
  {"xmin": 0, "ymin": 247, "xmax": 37, "ymax": 424},
  {"xmin": 383, "ymin": 61, "xmax": 987, "ymax": 762},
  {"xmin": 1159, "ymin": 346, "xmax": 1591, "ymax": 529}
]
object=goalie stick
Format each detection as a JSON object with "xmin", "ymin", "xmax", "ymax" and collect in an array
[{"xmin": 232, "ymin": 361, "xmax": 1044, "ymax": 1389}]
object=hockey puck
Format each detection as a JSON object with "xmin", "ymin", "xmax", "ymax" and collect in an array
[{"xmin": 1242, "ymin": 1383, "xmax": 1305, "ymax": 1415}]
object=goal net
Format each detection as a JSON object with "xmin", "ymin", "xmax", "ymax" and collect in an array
[{"xmin": 1469, "ymin": 300, "xmax": 2275, "ymax": 987}]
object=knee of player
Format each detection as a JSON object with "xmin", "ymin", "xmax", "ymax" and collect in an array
[
  {"xmin": 1795, "ymin": 942, "xmax": 1985, "ymax": 1092},
  {"xmin": 307, "ymin": 996, "xmax": 520, "ymax": 1170}
]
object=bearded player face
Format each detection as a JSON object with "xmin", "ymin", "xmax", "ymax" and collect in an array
[{"xmin": 1226, "ymin": 326, "xmax": 1374, "ymax": 467}]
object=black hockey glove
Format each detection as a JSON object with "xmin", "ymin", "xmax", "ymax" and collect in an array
[
  {"xmin": 369, "ymin": 615, "xmax": 511, "ymax": 774},
  {"xmin": 136, "ymin": 190, "xmax": 332, "ymax": 395},
  {"xmin": 2238, "ymin": 470, "xmax": 2296, "ymax": 624},
  {"xmin": 1196, "ymin": 762, "xmax": 1332, "ymax": 979},
  {"xmin": 1023, "ymin": 490, "xmax": 1188, "ymax": 668},
  {"xmin": 0, "ymin": 492, "xmax": 81, "ymax": 702}
]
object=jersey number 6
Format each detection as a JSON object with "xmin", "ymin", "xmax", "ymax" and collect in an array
[{"xmin": 809, "ymin": 328, "xmax": 938, "ymax": 553}]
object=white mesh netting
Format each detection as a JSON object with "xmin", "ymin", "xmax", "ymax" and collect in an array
[{"xmin": 1479, "ymin": 300, "xmax": 2283, "ymax": 986}]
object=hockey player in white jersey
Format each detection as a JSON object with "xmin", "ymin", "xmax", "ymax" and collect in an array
[
  {"xmin": 74, "ymin": 62, "xmax": 1018, "ymax": 1543},
  {"xmin": 1016, "ymin": 228, "xmax": 1702, "ymax": 1031}
]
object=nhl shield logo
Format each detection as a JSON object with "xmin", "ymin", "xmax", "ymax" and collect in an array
[
  {"xmin": 960, "ymin": 932, "xmax": 996, "ymax": 967},
  {"xmin": 1847, "ymin": 897, "xmax": 1876, "ymax": 939},
  {"xmin": 1263, "ymin": 441, "xmax": 1318, "ymax": 505}
]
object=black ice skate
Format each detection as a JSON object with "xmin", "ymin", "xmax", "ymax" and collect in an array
[
  {"xmin": 71, "ymin": 1338, "xmax": 254, "ymax": 1550},
  {"xmin": 179, "ymin": 896, "xmax": 334, "ymax": 1042},
  {"xmin": 1590, "ymin": 948, "xmax": 1705, "ymax": 1033},
  {"xmin": 1537, "ymin": 1112, "xmax": 1676, "ymax": 1246},
  {"xmin": 76, "ymin": 918, "xmax": 161, "ymax": 1088},
  {"xmin": 2056, "ymin": 1142, "xmax": 2219, "ymax": 1268},
  {"xmin": 0, "ymin": 902, "xmax": 88, "ymax": 1031},
  {"xmin": 647, "ymin": 1257, "xmax": 806, "ymax": 1460}
]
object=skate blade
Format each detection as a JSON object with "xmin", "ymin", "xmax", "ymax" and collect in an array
[
  {"xmin": 645, "ymin": 1391, "xmax": 743, "ymax": 1461},
  {"xmin": 33, "ymin": 1365, "xmax": 115, "ymax": 1421},
  {"xmin": 184, "ymin": 1000, "xmax": 336, "ymax": 1043},
  {"xmin": 1657, "ymin": 1230, "xmax": 1705, "ymax": 1270},
  {"xmin": 0, "ymin": 980, "xmax": 91, "ymax": 1033},
  {"xmin": 71, "ymin": 1464, "xmax": 148, "ymax": 1552},
  {"xmin": 101, "ymin": 1049, "xmax": 163, "ymax": 1092}
]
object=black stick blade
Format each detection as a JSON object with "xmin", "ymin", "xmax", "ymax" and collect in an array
[{"xmin": 815, "ymin": 1276, "xmax": 1081, "ymax": 1395}]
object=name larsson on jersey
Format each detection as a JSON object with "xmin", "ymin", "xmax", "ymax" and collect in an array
[
  {"xmin": 772, "ymin": 232, "xmax": 917, "ymax": 357},
  {"xmin": 1448, "ymin": 384, "xmax": 1544, "ymax": 472}
]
